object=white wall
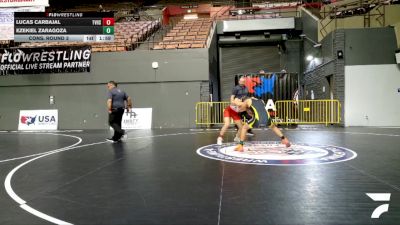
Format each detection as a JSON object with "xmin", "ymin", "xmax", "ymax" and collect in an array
[{"xmin": 345, "ymin": 64, "xmax": 400, "ymax": 126}]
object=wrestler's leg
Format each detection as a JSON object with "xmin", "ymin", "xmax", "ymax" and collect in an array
[
  {"xmin": 219, "ymin": 116, "xmax": 231, "ymax": 137},
  {"xmin": 234, "ymin": 123, "xmax": 249, "ymax": 152},
  {"xmin": 270, "ymin": 124, "xmax": 291, "ymax": 147},
  {"xmin": 233, "ymin": 119, "xmax": 242, "ymax": 142},
  {"xmin": 217, "ymin": 116, "xmax": 231, "ymax": 145}
]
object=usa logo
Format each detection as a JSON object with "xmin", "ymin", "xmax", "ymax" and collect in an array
[
  {"xmin": 196, "ymin": 141, "xmax": 357, "ymax": 166},
  {"xmin": 20, "ymin": 115, "xmax": 37, "ymax": 125}
]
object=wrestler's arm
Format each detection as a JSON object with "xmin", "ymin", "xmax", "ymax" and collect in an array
[
  {"xmin": 230, "ymin": 95, "xmax": 236, "ymax": 104},
  {"xmin": 231, "ymin": 97, "xmax": 242, "ymax": 106},
  {"xmin": 234, "ymin": 99, "xmax": 252, "ymax": 112}
]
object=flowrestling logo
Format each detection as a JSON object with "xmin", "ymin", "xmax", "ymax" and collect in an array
[
  {"xmin": 366, "ymin": 193, "xmax": 391, "ymax": 219},
  {"xmin": 196, "ymin": 141, "xmax": 357, "ymax": 166},
  {"xmin": 18, "ymin": 109, "xmax": 58, "ymax": 130}
]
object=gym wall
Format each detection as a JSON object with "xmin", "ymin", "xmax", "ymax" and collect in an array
[{"xmin": 0, "ymin": 49, "xmax": 210, "ymax": 129}]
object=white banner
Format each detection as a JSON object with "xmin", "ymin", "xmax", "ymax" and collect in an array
[
  {"xmin": 122, "ymin": 108, "xmax": 152, "ymax": 129},
  {"xmin": 18, "ymin": 109, "xmax": 58, "ymax": 130},
  {"xmin": 0, "ymin": 0, "xmax": 49, "ymax": 7},
  {"xmin": 0, "ymin": 6, "xmax": 45, "ymax": 40},
  {"xmin": 0, "ymin": 12, "xmax": 13, "ymax": 40}
]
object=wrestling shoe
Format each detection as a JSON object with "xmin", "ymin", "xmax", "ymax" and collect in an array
[
  {"xmin": 106, "ymin": 138, "xmax": 117, "ymax": 143},
  {"xmin": 246, "ymin": 130, "xmax": 255, "ymax": 136},
  {"xmin": 234, "ymin": 144, "xmax": 244, "ymax": 152},
  {"xmin": 217, "ymin": 137, "xmax": 223, "ymax": 145}
]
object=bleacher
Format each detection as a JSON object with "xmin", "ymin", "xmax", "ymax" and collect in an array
[
  {"xmin": 153, "ymin": 18, "xmax": 213, "ymax": 50},
  {"xmin": 19, "ymin": 21, "xmax": 160, "ymax": 52},
  {"xmin": 0, "ymin": 41, "xmax": 10, "ymax": 51}
]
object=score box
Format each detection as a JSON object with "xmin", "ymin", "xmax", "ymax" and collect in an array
[
  {"xmin": 102, "ymin": 18, "xmax": 114, "ymax": 26},
  {"xmin": 102, "ymin": 26, "xmax": 114, "ymax": 35}
]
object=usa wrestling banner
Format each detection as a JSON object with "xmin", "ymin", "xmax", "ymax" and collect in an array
[
  {"xmin": 0, "ymin": 0, "xmax": 49, "ymax": 8},
  {"xmin": 0, "ymin": 45, "xmax": 91, "ymax": 75},
  {"xmin": 0, "ymin": 6, "xmax": 46, "ymax": 41},
  {"xmin": 18, "ymin": 109, "xmax": 58, "ymax": 131}
]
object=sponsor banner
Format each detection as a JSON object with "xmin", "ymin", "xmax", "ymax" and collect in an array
[
  {"xmin": 237, "ymin": 72, "xmax": 299, "ymax": 103},
  {"xmin": 18, "ymin": 109, "xmax": 58, "ymax": 130},
  {"xmin": 122, "ymin": 108, "xmax": 152, "ymax": 129},
  {"xmin": 0, "ymin": 12, "xmax": 13, "ymax": 40},
  {"xmin": 0, "ymin": 0, "xmax": 49, "ymax": 8},
  {"xmin": 0, "ymin": 46, "xmax": 91, "ymax": 75},
  {"xmin": 0, "ymin": 6, "xmax": 45, "ymax": 40},
  {"xmin": 0, "ymin": 5, "xmax": 44, "ymax": 12}
]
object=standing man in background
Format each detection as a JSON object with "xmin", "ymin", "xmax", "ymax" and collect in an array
[
  {"xmin": 106, "ymin": 81, "xmax": 132, "ymax": 142},
  {"xmin": 232, "ymin": 76, "xmax": 254, "ymax": 136},
  {"xmin": 231, "ymin": 76, "xmax": 249, "ymax": 103}
]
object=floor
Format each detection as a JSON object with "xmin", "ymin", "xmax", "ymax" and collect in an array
[{"xmin": 0, "ymin": 127, "xmax": 399, "ymax": 225}]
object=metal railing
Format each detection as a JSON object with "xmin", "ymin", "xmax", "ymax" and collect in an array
[
  {"xmin": 273, "ymin": 100, "xmax": 341, "ymax": 125},
  {"xmin": 195, "ymin": 102, "xmax": 230, "ymax": 125},
  {"xmin": 195, "ymin": 100, "xmax": 341, "ymax": 126}
]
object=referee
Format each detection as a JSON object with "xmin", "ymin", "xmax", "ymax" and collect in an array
[{"xmin": 106, "ymin": 81, "xmax": 132, "ymax": 142}]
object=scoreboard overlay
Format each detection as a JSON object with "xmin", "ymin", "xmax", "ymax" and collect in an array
[{"xmin": 14, "ymin": 12, "xmax": 114, "ymax": 42}]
